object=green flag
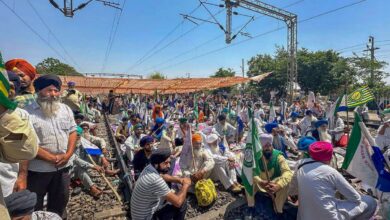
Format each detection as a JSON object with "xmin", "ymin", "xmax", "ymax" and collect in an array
[
  {"xmin": 341, "ymin": 112, "xmax": 378, "ymax": 188},
  {"xmin": 347, "ymin": 86, "xmax": 374, "ymax": 107},
  {"xmin": 193, "ymin": 94, "xmax": 198, "ymax": 121},
  {"xmin": 0, "ymin": 52, "xmax": 17, "ymax": 110},
  {"xmin": 241, "ymin": 108, "xmax": 262, "ymax": 196}
]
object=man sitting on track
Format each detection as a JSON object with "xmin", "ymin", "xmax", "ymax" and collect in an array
[
  {"xmin": 131, "ymin": 148, "xmax": 191, "ymax": 220},
  {"xmin": 245, "ymin": 133, "xmax": 293, "ymax": 219},
  {"xmin": 132, "ymin": 136, "xmax": 154, "ymax": 180},
  {"xmin": 72, "ymin": 127, "xmax": 104, "ymax": 198}
]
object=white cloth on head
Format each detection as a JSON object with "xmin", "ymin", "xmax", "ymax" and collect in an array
[
  {"xmin": 259, "ymin": 133, "xmax": 273, "ymax": 146},
  {"xmin": 206, "ymin": 134, "xmax": 219, "ymax": 144}
]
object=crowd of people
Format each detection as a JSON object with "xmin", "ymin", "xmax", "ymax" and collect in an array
[{"xmin": 0, "ymin": 54, "xmax": 386, "ymax": 220}]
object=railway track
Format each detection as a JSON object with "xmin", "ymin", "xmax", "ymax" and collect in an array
[{"xmin": 67, "ymin": 114, "xmax": 132, "ymax": 219}]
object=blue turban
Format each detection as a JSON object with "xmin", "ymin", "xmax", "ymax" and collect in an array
[
  {"xmin": 134, "ymin": 123, "xmax": 143, "ymax": 129},
  {"xmin": 67, "ymin": 81, "xmax": 76, "ymax": 86},
  {"xmin": 265, "ymin": 123, "xmax": 278, "ymax": 134},
  {"xmin": 315, "ymin": 119, "xmax": 328, "ymax": 128},
  {"xmin": 290, "ymin": 112, "xmax": 299, "ymax": 118},
  {"xmin": 305, "ymin": 110, "xmax": 313, "ymax": 115},
  {"xmin": 156, "ymin": 117, "xmax": 165, "ymax": 124},
  {"xmin": 297, "ymin": 136, "xmax": 316, "ymax": 151},
  {"xmin": 140, "ymin": 136, "xmax": 154, "ymax": 147}
]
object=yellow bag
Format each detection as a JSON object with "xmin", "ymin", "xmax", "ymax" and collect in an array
[{"xmin": 194, "ymin": 179, "xmax": 217, "ymax": 207}]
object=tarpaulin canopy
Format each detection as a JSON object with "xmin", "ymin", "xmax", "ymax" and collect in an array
[{"xmin": 59, "ymin": 72, "xmax": 271, "ymax": 95}]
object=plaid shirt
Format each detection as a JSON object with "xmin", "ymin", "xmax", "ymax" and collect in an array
[{"xmin": 14, "ymin": 93, "xmax": 36, "ymax": 108}]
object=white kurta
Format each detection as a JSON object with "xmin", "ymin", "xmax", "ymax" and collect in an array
[
  {"xmin": 329, "ymin": 117, "xmax": 345, "ymax": 142},
  {"xmin": 298, "ymin": 116, "xmax": 317, "ymax": 136},
  {"xmin": 289, "ymin": 158, "xmax": 375, "ymax": 220},
  {"xmin": 124, "ymin": 134, "xmax": 145, "ymax": 161},
  {"xmin": 205, "ymin": 144, "xmax": 237, "ymax": 189},
  {"xmin": 0, "ymin": 162, "xmax": 19, "ymax": 197},
  {"xmin": 375, "ymin": 125, "xmax": 390, "ymax": 151}
]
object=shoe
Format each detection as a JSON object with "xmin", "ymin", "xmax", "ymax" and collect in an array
[
  {"xmin": 89, "ymin": 186, "xmax": 103, "ymax": 199},
  {"xmin": 72, "ymin": 187, "xmax": 82, "ymax": 196}
]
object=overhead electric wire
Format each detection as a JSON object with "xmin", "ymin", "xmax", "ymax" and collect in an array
[
  {"xmin": 155, "ymin": 0, "xmax": 368, "ymax": 73},
  {"xmin": 125, "ymin": 4, "xmax": 202, "ymax": 72},
  {"xmin": 102, "ymin": 5, "xmax": 120, "ymax": 72},
  {"xmin": 0, "ymin": 0, "xmax": 71, "ymax": 65},
  {"xmin": 101, "ymin": 0, "xmax": 127, "ymax": 72},
  {"xmin": 27, "ymin": 0, "xmax": 83, "ymax": 72},
  {"xmin": 142, "ymin": 0, "xmax": 305, "ymax": 73},
  {"xmin": 126, "ymin": 8, "xmax": 224, "ymax": 72}
]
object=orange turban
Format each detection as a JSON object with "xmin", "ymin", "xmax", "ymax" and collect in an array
[
  {"xmin": 5, "ymin": 59, "xmax": 37, "ymax": 80},
  {"xmin": 192, "ymin": 133, "xmax": 202, "ymax": 142}
]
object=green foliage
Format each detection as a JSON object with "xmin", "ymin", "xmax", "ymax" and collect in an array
[
  {"xmin": 149, "ymin": 72, "xmax": 165, "ymax": 79},
  {"xmin": 246, "ymin": 47, "xmax": 389, "ymax": 101},
  {"xmin": 210, "ymin": 68, "xmax": 236, "ymax": 78},
  {"xmin": 210, "ymin": 68, "xmax": 237, "ymax": 94},
  {"xmin": 247, "ymin": 47, "xmax": 288, "ymax": 101},
  {"xmin": 36, "ymin": 58, "xmax": 81, "ymax": 76},
  {"xmin": 347, "ymin": 54, "xmax": 389, "ymax": 95}
]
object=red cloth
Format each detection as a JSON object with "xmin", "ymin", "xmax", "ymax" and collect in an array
[
  {"xmin": 5, "ymin": 59, "xmax": 37, "ymax": 80},
  {"xmin": 309, "ymin": 141, "xmax": 333, "ymax": 162}
]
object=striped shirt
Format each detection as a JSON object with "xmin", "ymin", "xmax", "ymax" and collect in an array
[
  {"xmin": 131, "ymin": 164, "xmax": 170, "ymax": 220},
  {"xmin": 25, "ymin": 101, "xmax": 77, "ymax": 172}
]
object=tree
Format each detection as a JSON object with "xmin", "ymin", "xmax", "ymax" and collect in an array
[
  {"xmin": 210, "ymin": 68, "xmax": 237, "ymax": 94},
  {"xmin": 247, "ymin": 47, "xmax": 288, "ymax": 101},
  {"xmin": 36, "ymin": 58, "xmax": 82, "ymax": 76},
  {"xmin": 246, "ymin": 47, "xmax": 360, "ymax": 101},
  {"xmin": 149, "ymin": 72, "xmax": 165, "ymax": 79},
  {"xmin": 297, "ymin": 49, "xmax": 345, "ymax": 95},
  {"xmin": 347, "ymin": 54, "xmax": 389, "ymax": 94},
  {"xmin": 210, "ymin": 68, "xmax": 236, "ymax": 78}
]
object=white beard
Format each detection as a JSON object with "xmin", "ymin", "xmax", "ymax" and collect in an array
[
  {"xmin": 193, "ymin": 148, "xmax": 202, "ymax": 158},
  {"xmin": 209, "ymin": 144, "xmax": 219, "ymax": 154},
  {"xmin": 319, "ymin": 129, "xmax": 332, "ymax": 142},
  {"xmin": 83, "ymin": 132, "xmax": 90, "ymax": 139},
  {"xmin": 37, "ymin": 96, "xmax": 60, "ymax": 118}
]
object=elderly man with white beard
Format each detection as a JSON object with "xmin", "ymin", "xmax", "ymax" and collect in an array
[
  {"xmin": 24, "ymin": 74, "xmax": 77, "ymax": 219},
  {"xmin": 180, "ymin": 133, "xmax": 215, "ymax": 184},
  {"xmin": 311, "ymin": 120, "xmax": 332, "ymax": 143},
  {"xmin": 205, "ymin": 134, "xmax": 242, "ymax": 193}
]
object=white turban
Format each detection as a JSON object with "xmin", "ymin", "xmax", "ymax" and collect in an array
[
  {"xmin": 206, "ymin": 134, "xmax": 219, "ymax": 144},
  {"xmin": 259, "ymin": 133, "xmax": 273, "ymax": 146}
]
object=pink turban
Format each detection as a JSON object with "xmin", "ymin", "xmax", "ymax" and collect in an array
[{"xmin": 309, "ymin": 141, "xmax": 333, "ymax": 162}]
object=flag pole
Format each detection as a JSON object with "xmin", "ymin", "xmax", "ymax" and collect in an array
[
  {"xmin": 86, "ymin": 153, "xmax": 122, "ymax": 203},
  {"xmin": 259, "ymin": 155, "xmax": 278, "ymax": 213},
  {"xmin": 345, "ymin": 75, "xmax": 350, "ymax": 140},
  {"xmin": 249, "ymin": 107, "xmax": 277, "ymax": 213}
]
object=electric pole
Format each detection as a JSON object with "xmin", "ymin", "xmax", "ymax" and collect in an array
[
  {"xmin": 241, "ymin": 59, "xmax": 245, "ymax": 78},
  {"xmin": 241, "ymin": 59, "xmax": 245, "ymax": 96},
  {"xmin": 364, "ymin": 36, "xmax": 380, "ymax": 87}
]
